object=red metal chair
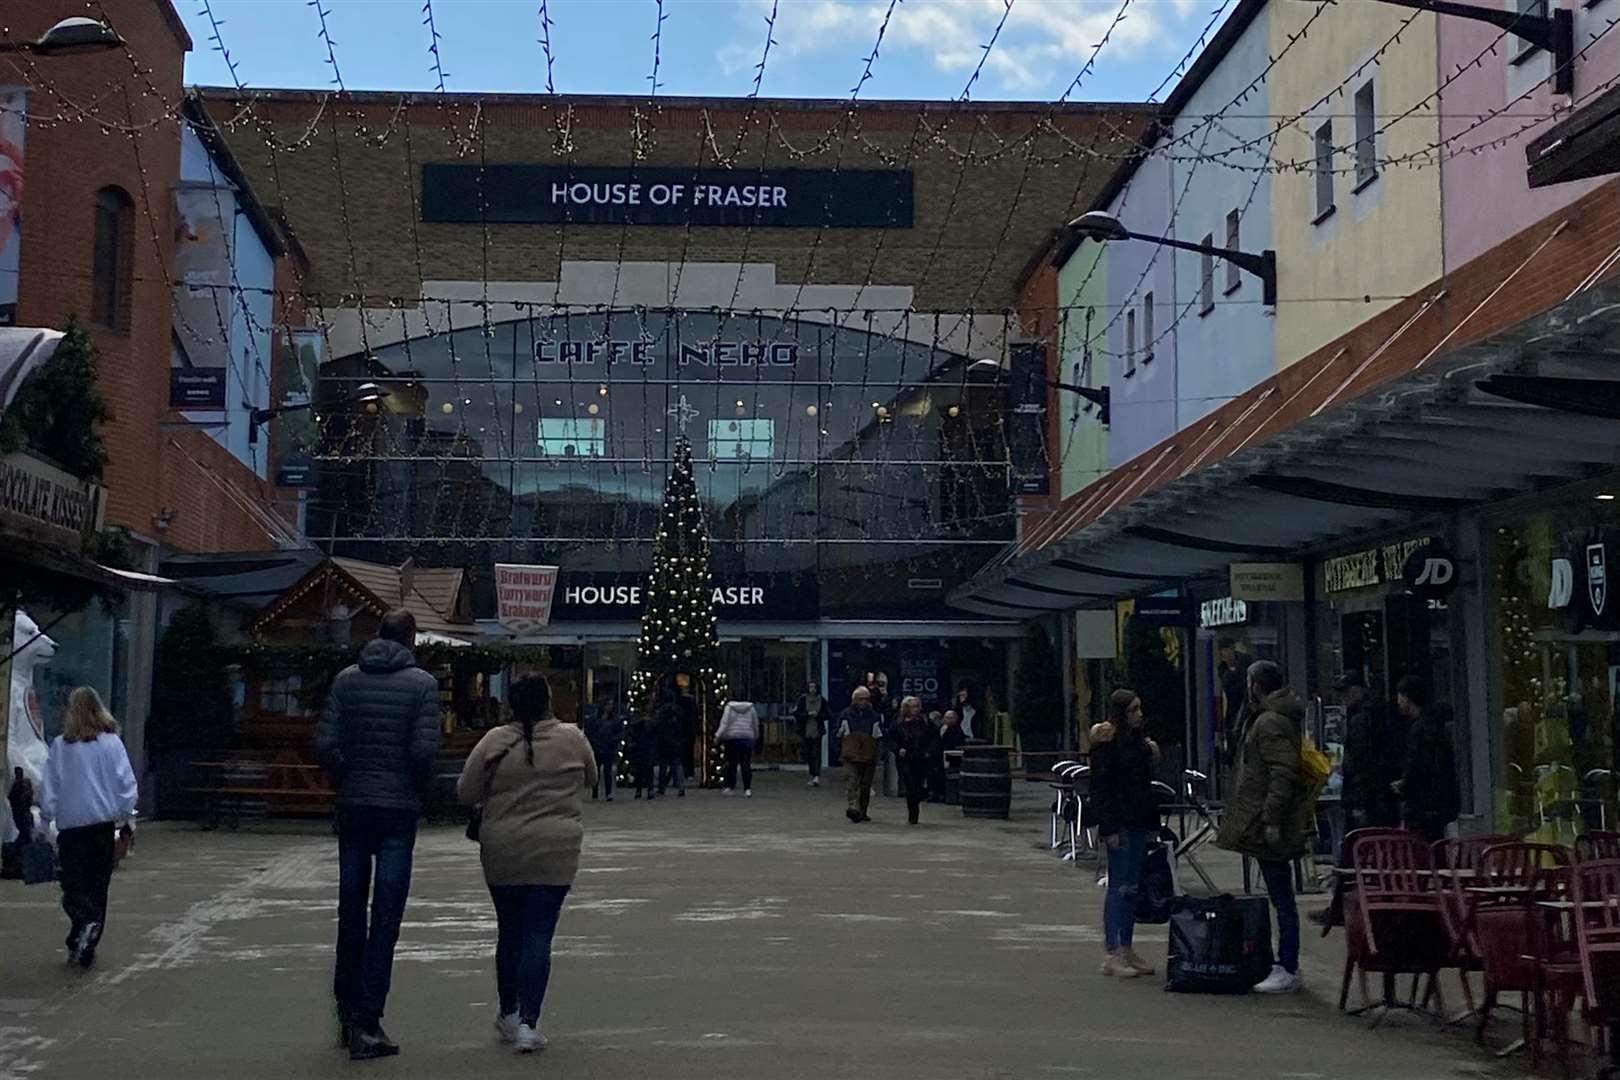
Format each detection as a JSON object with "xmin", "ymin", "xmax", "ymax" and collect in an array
[
  {"xmin": 1472, "ymin": 842, "xmax": 1573, "ymax": 1062},
  {"xmin": 1431, "ymin": 835, "xmax": 1519, "ymax": 1018},
  {"xmin": 1569, "ymin": 859, "xmax": 1620, "ymax": 1079},
  {"xmin": 1576, "ymin": 832, "xmax": 1620, "ymax": 863},
  {"xmin": 1341, "ymin": 832, "xmax": 1448, "ymax": 1022}
]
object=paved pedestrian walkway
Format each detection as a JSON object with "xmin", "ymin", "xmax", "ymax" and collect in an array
[{"xmin": 1, "ymin": 772, "xmax": 1506, "ymax": 1079}]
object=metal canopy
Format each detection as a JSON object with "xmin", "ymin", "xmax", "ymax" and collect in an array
[{"xmin": 952, "ymin": 283, "xmax": 1620, "ymax": 614}]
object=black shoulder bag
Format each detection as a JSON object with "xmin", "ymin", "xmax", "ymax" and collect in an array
[{"xmin": 465, "ymin": 736, "xmax": 517, "ymax": 842}]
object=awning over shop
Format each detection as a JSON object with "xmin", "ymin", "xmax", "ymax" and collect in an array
[
  {"xmin": 0, "ymin": 327, "xmax": 64, "ymax": 411},
  {"xmin": 1526, "ymin": 79, "xmax": 1620, "ymax": 189},
  {"xmin": 952, "ymin": 278, "xmax": 1620, "ymax": 614}
]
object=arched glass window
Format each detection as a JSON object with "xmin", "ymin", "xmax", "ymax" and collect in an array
[{"xmin": 91, "ymin": 186, "xmax": 133, "ymax": 331}]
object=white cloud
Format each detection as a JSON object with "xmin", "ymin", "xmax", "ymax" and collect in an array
[{"xmin": 718, "ymin": 0, "xmax": 1204, "ymax": 97}]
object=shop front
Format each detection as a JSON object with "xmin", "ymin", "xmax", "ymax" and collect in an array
[{"xmin": 1484, "ymin": 483, "xmax": 1620, "ymax": 843}]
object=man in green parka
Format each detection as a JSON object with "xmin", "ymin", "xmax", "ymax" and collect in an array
[{"xmin": 1217, "ymin": 659, "xmax": 1311, "ymax": 994}]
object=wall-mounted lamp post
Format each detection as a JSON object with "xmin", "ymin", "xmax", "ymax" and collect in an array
[
  {"xmin": 968, "ymin": 358, "xmax": 1112, "ymax": 425},
  {"xmin": 1068, "ymin": 211, "xmax": 1279, "ymax": 308},
  {"xmin": 1369, "ymin": 0, "xmax": 1573, "ymax": 95},
  {"xmin": 247, "ymin": 381, "xmax": 389, "ymax": 444}
]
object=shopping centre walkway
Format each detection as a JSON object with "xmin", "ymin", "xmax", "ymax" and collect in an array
[{"xmin": 1, "ymin": 773, "xmax": 1507, "ymax": 1079}]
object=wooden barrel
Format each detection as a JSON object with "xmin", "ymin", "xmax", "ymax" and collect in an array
[{"xmin": 959, "ymin": 745, "xmax": 1011, "ymax": 819}]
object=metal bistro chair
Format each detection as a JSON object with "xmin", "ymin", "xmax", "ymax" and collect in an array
[
  {"xmin": 1569, "ymin": 859, "xmax": 1620, "ymax": 1080},
  {"xmin": 1430, "ymin": 835, "xmax": 1518, "ymax": 1023},
  {"xmin": 1341, "ymin": 831, "xmax": 1449, "ymax": 1024},
  {"xmin": 1048, "ymin": 761, "xmax": 1086, "ymax": 860},
  {"xmin": 1471, "ymin": 842, "xmax": 1573, "ymax": 1063},
  {"xmin": 1576, "ymin": 832, "xmax": 1620, "ymax": 863}
]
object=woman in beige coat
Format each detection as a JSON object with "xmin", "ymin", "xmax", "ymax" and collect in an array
[{"xmin": 457, "ymin": 675, "xmax": 597, "ymax": 1054}]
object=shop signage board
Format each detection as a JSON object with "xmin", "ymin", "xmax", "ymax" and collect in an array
[
  {"xmin": 495, "ymin": 564, "xmax": 560, "ymax": 635},
  {"xmin": 1006, "ymin": 341, "xmax": 1050, "ymax": 496},
  {"xmin": 1322, "ymin": 537, "xmax": 1432, "ymax": 595},
  {"xmin": 422, "ymin": 164, "xmax": 914, "ymax": 229},
  {"xmin": 1229, "ymin": 562, "xmax": 1304, "ymax": 602},
  {"xmin": 1401, "ymin": 541, "xmax": 1459, "ymax": 603},
  {"xmin": 168, "ymin": 367, "xmax": 227, "ymax": 409},
  {"xmin": 1132, "ymin": 594, "xmax": 1194, "ymax": 628},
  {"xmin": 549, "ymin": 570, "xmax": 817, "ymax": 622},
  {"xmin": 1199, "ymin": 596, "xmax": 1248, "ymax": 630},
  {"xmin": 0, "ymin": 451, "xmax": 104, "ymax": 550}
]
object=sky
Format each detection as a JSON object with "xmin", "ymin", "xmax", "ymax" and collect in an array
[{"xmin": 176, "ymin": 0, "xmax": 1229, "ymax": 102}]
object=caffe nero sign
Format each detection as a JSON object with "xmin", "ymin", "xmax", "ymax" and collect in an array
[{"xmin": 421, "ymin": 164, "xmax": 914, "ymax": 228}]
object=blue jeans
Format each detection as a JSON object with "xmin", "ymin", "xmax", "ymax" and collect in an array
[
  {"xmin": 333, "ymin": 805, "xmax": 419, "ymax": 1028},
  {"xmin": 1103, "ymin": 826, "xmax": 1149, "ymax": 951},
  {"xmin": 489, "ymin": 884, "xmax": 570, "ymax": 1025},
  {"xmin": 658, "ymin": 757, "xmax": 685, "ymax": 794},
  {"xmin": 1258, "ymin": 858, "xmax": 1300, "ymax": 974}
]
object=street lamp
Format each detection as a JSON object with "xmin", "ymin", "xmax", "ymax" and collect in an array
[
  {"xmin": 968, "ymin": 358, "xmax": 1112, "ymax": 425},
  {"xmin": 1068, "ymin": 211, "xmax": 1278, "ymax": 308},
  {"xmin": 0, "ymin": 18, "xmax": 125, "ymax": 56},
  {"xmin": 1365, "ymin": 1, "xmax": 1573, "ymax": 95}
]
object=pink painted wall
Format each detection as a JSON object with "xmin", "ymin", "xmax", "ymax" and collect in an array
[{"xmin": 1440, "ymin": 2, "xmax": 1620, "ymax": 273}]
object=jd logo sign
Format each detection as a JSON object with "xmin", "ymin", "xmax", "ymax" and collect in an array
[
  {"xmin": 1588, "ymin": 543, "xmax": 1607, "ymax": 616},
  {"xmin": 1549, "ymin": 558, "xmax": 1574, "ymax": 609},
  {"xmin": 1402, "ymin": 542, "xmax": 1459, "ymax": 603}
]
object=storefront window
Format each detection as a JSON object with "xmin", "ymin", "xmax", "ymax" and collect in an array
[{"xmin": 1489, "ymin": 510, "xmax": 1620, "ymax": 842}]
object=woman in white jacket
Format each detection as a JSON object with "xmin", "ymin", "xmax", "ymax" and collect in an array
[
  {"xmin": 714, "ymin": 701, "xmax": 760, "ymax": 797},
  {"xmin": 41, "ymin": 687, "xmax": 138, "ymax": 968}
]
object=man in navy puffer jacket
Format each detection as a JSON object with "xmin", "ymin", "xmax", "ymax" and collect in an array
[{"xmin": 316, "ymin": 609, "xmax": 442, "ymax": 1060}]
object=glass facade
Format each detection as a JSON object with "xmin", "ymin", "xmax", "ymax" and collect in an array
[
  {"xmin": 1488, "ymin": 500, "xmax": 1620, "ymax": 843},
  {"xmin": 310, "ymin": 310, "xmax": 1014, "ymax": 622}
]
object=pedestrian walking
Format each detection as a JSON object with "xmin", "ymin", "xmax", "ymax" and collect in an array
[
  {"xmin": 315, "ymin": 609, "xmax": 443, "ymax": 1060},
  {"xmin": 627, "ymin": 714, "xmax": 657, "ymax": 799},
  {"xmin": 926, "ymin": 711, "xmax": 947, "ymax": 802},
  {"xmin": 1089, "ymin": 689, "xmax": 1161, "ymax": 979},
  {"xmin": 653, "ymin": 683, "xmax": 688, "ymax": 797},
  {"xmin": 1216, "ymin": 659, "xmax": 1311, "ymax": 995},
  {"xmin": 39, "ymin": 687, "xmax": 137, "ymax": 969},
  {"xmin": 457, "ymin": 674, "xmax": 596, "ymax": 1055},
  {"xmin": 1311, "ymin": 673, "xmax": 1405, "ymax": 929},
  {"xmin": 793, "ymin": 680, "xmax": 831, "ymax": 787},
  {"xmin": 892, "ymin": 696, "xmax": 936, "ymax": 825},
  {"xmin": 1394, "ymin": 677, "xmax": 1460, "ymax": 843},
  {"xmin": 585, "ymin": 695, "xmax": 624, "ymax": 801},
  {"xmin": 715, "ymin": 699, "xmax": 760, "ymax": 796},
  {"xmin": 836, "ymin": 686, "xmax": 884, "ymax": 823}
]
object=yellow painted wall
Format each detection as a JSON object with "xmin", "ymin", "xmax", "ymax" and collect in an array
[{"xmin": 1269, "ymin": 3, "xmax": 1444, "ymax": 367}]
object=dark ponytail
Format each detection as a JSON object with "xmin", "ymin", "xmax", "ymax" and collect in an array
[{"xmin": 508, "ymin": 675, "xmax": 553, "ymax": 766}]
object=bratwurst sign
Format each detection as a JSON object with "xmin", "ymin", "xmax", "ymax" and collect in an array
[{"xmin": 421, "ymin": 164, "xmax": 914, "ymax": 228}]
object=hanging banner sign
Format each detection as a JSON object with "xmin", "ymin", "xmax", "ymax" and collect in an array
[
  {"xmin": 168, "ymin": 367, "xmax": 227, "ymax": 409},
  {"xmin": 495, "ymin": 564, "xmax": 560, "ymax": 635},
  {"xmin": 422, "ymin": 164, "xmax": 914, "ymax": 229},
  {"xmin": 1230, "ymin": 562, "xmax": 1304, "ymax": 602},
  {"xmin": 1006, "ymin": 341, "xmax": 1049, "ymax": 496}
]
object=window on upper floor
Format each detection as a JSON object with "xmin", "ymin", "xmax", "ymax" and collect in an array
[
  {"xmin": 1142, "ymin": 292, "xmax": 1155, "ymax": 362},
  {"xmin": 1124, "ymin": 308, "xmax": 1137, "ymax": 376},
  {"xmin": 1314, "ymin": 121, "xmax": 1336, "ymax": 223},
  {"xmin": 1199, "ymin": 235, "xmax": 1216, "ymax": 315},
  {"xmin": 1515, "ymin": 0, "xmax": 1549, "ymax": 61},
  {"xmin": 92, "ymin": 186, "xmax": 134, "ymax": 332},
  {"xmin": 1354, "ymin": 82, "xmax": 1378, "ymax": 191},
  {"xmin": 1224, "ymin": 210, "xmax": 1242, "ymax": 294}
]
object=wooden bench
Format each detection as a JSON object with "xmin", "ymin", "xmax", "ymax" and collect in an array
[{"xmin": 189, "ymin": 761, "xmax": 334, "ymax": 828}]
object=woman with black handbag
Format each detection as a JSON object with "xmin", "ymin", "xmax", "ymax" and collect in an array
[
  {"xmin": 1090, "ymin": 688, "xmax": 1161, "ymax": 979},
  {"xmin": 457, "ymin": 675, "xmax": 596, "ymax": 1054}
]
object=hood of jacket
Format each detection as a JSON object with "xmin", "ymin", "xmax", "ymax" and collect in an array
[
  {"xmin": 724, "ymin": 701, "xmax": 755, "ymax": 712},
  {"xmin": 1259, "ymin": 687, "xmax": 1305, "ymax": 724},
  {"xmin": 357, "ymin": 638, "xmax": 416, "ymax": 674}
]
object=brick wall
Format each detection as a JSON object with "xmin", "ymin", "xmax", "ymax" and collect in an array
[
  {"xmin": 204, "ymin": 91, "xmax": 1152, "ymax": 314},
  {"xmin": 11, "ymin": 1, "xmax": 294, "ymax": 553}
]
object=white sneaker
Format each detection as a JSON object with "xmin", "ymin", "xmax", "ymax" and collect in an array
[
  {"xmin": 810, "ymin": 777, "xmax": 820, "ymax": 787},
  {"xmin": 513, "ymin": 1023, "xmax": 547, "ymax": 1054},
  {"xmin": 721, "ymin": 788, "xmax": 734, "ymax": 796},
  {"xmin": 1252, "ymin": 964, "xmax": 1303, "ymax": 994},
  {"xmin": 494, "ymin": 1012, "xmax": 520, "ymax": 1044},
  {"xmin": 744, "ymin": 789, "xmax": 752, "ymax": 798}
]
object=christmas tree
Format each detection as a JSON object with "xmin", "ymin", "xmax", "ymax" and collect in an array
[
  {"xmin": 638, "ymin": 433, "xmax": 720, "ymax": 673},
  {"xmin": 631, "ymin": 426, "xmax": 729, "ymax": 787}
]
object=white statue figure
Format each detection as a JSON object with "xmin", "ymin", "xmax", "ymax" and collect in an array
[{"xmin": 8, "ymin": 609, "xmax": 56, "ymax": 789}]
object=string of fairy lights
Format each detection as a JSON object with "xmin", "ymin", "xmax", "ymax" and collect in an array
[{"xmin": 4, "ymin": 1, "xmax": 1611, "ymax": 561}]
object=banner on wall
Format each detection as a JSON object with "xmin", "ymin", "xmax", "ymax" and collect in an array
[
  {"xmin": 495, "ymin": 564, "xmax": 560, "ymax": 635},
  {"xmin": 275, "ymin": 329, "xmax": 323, "ymax": 487},
  {"xmin": 0, "ymin": 88, "xmax": 25, "ymax": 327},
  {"xmin": 1006, "ymin": 341, "xmax": 1049, "ymax": 496},
  {"xmin": 173, "ymin": 186, "xmax": 236, "ymax": 374}
]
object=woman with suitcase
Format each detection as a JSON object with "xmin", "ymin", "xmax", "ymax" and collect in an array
[{"xmin": 1090, "ymin": 688, "xmax": 1160, "ymax": 979}]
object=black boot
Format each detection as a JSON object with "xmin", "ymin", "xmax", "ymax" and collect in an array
[{"xmin": 349, "ymin": 1026, "xmax": 400, "ymax": 1061}]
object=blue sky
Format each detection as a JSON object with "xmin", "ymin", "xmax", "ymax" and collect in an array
[{"xmin": 178, "ymin": 0, "xmax": 1227, "ymax": 102}]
